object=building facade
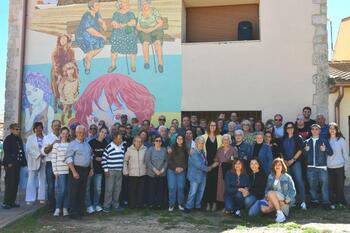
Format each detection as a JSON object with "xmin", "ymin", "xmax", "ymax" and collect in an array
[{"xmin": 5, "ymin": 0, "xmax": 329, "ymax": 137}]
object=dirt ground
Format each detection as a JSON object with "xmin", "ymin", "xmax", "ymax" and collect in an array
[{"xmin": 28, "ymin": 207, "xmax": 350, "ymax": 233}]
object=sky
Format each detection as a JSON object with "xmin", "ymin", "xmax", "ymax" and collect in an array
[
  {"xmin": 0, "ymin": 0, "xmax": 8, "ymax": 119},
  {"xmin": 0, "ymin": 0, "xmax": 348, "ymax": 120}
]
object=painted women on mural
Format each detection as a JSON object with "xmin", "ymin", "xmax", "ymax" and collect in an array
[
  {"xmin": 51, "ymin": 34, "xmax": 76, "ymax": 113},
  {"xmin": 137, "ymin": 0, "xmax": 164, "ymax": 73},
  {"xmin": 75, "ymin": 0, "xmax": 107, "ymax": 75},
  {"xmin": 74, "ymin": 73, "xmax": 155, "ymax": 128},
  {"xmin": 58, "ymin": 62, "xmax": 80, "ymax": 125},
  {"xmin": 22, "ymin": 72, "xmax": 54, "ymax": 138},
  {"xmin": 108, "ymin": 0, "xmax": 138, "ymax": 73}
]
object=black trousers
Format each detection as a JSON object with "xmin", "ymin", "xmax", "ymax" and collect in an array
[
  {"xmin": 3, "ymin": 165, "xmax": 20, "ymax": 206},
  {"xmin": 147, "ymin": 176, "xmax": 166, "ymax": 208},
  {"xmin": 328, "ymin": 167, "xmax": 347, "ymax": 205},
  {"xmin": 69, "ymin": 166, "xmax": 89, "ymax": 217},
  {"xmin": 204, "ymin": 167, "xmax": 218, "ymax": 204},
  {"xmin": 128, "ymin": 176, "xmax": 145, "ymax": 208}
]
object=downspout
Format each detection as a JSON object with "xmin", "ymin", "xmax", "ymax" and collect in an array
[
  {"xmin": 18, "ymin": 0, "xmax": 28, "ymax": 123},
  {"xmin": 334, "ymin": 86, "xmax": 344, "ymax": 125}
]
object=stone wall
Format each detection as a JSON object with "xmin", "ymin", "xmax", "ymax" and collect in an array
[
  {"xmin": 4, "ymin": 0, "xmax": 26, "ymax": 136},
  {"xmin": 312, "ymin": 0, "xmax": 329, "ymax": 118}
]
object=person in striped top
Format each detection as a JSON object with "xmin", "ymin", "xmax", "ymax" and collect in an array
[
  {"xmin": 102, "ymin": 133, "xmax": 125, "ymax": 212},
  {"xmin": 51, "ymin": 127, "xmax": 70, "ymax": 217}
]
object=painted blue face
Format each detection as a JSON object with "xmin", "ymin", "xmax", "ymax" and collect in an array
[{"xmin": 87, "ymin": 90, "xmax": 136, "ymax": 127}]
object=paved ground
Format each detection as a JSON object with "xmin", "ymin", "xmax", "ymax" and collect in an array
[{"xmin": 0, "ymin": 193, "xmax": 42, "ymax": 229}]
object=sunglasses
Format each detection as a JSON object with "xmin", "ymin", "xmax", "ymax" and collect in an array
[
  {"xmin": 158, "ymin": 119, "xmax": 165, "ymax": 121},
  {"xmin": 15, "ymin": 128, "xmax": 20, "ymax": 131},
  {"xmin": 274, "ymin": 119, "xmax": 282, "ymax": 121},
  {"xmin": 155, "ymin": 140, "xmax": 162, "ymax": 142},
  {"xmin": 90, "ymin": 127, "xmax": 97, "ymax": 130}
]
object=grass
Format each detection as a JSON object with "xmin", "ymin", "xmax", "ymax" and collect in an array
[{"xmin": 3, "ymin": 206, "xmax": 350, "ymax": 232}]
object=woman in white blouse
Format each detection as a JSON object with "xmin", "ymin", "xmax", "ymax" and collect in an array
[{"xmin": 25, "ymin": 122, "xmax": 46, "ymax": 205}]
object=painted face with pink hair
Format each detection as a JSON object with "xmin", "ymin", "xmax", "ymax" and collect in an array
[{"xmin": 75, "ymin": 73, "xmax": 155, "ymax": 127}]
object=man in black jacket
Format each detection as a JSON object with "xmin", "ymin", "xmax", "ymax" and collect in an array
[{"xmin": 2, "ymin": 123, "xmax": 27, "ymax": 209}]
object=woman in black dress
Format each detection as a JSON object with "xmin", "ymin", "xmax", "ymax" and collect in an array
[{"xmin": 202, "ymin": 121, "xmax": 223, "ymax": 211}]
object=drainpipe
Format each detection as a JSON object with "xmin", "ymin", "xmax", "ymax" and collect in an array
[{"xmin": 334, "ymin": 86, "xmax": 344, "ymax": 125}]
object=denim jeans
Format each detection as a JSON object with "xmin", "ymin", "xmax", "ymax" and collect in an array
[
  {"xmin": 248, "ymin": 198, "xmax": 261, "ymax": 217},
  {"xmin": 307, "ymin": 167, "xmax": 330, "ymax": 204},
  {"xmin": 185, "ymin": 176, "xmax": 206, "ymax": 210},
  {"xmin": 224, "ymin": 192, "xmax": 256, "ymax": 211},
  {"xmin": 55, "ymin": 174, "xmax": 69, "ymax": 209},
  {"xmin": 167, "ymin": 169, "xmax": 186, "ymax": 207},
  {"xmin": 46, "ymin": 162, "xmax": 56, "ymax": 210},
  {"xmin": 85, "ymin": 174, "xmax": 103, "ymax": 207},
  {"xmin": 288, "ymin": 161, "xmax": 306, "ymax": 202}
]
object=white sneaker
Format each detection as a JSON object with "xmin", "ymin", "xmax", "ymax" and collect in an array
[
  {"xmin": 95, "ymin": 205, "xmax": 103, "ymax": 212},
  {"xmin": 178, "ymin": 205, "xmax": 184, "ymax": 211},
  {"xmin": 275, "ymin": 211, "xmax": 286, "ymax": 223},
  {"xmin": 168, "ymin": 206, "xmax": 174, "ymax": 212},
  {"xmin": 87, "ymin": 206, "xmax": 95, "ymax": 214},
  {"xmin": 53, "ymin": 208, "xmax": 60, "ymax": 217},
  {"xmin": 63, "ymin": 208, "xmax": 69, "ymax": 216},
  {"xmin": 300, "ymin": 202, "xmax": 307, "ymax": 210},
  {"xmin": 26, "ymin": 202, "xmax": 33, "ymax": 206}
]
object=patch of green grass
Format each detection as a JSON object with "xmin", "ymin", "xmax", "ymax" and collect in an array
[
  {"xmin": 302, "ymin": 227, "xmax": 321, "ymax": 233},
  {"xmin": 2, "ymin": 207, "xmax": 47, "ymax": 233}
]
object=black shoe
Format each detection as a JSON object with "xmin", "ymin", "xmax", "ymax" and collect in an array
[
  {"xmin": 323, "ymin": 204, "xmax": 332, "ymax": 210},
  {"xmin": 2, "ymin": 204, "xmax": 11, "ymax": 209},
  {"xmin": 11, "ymin": 203, "xmax": 20, "ymax": 208},
  {"xmin": 310, "ymin": 201, "xmax": 319, "ymax": 208},
  {"xmin": 184, "ymin": 208, "xmax": 191, "ymax": 213}
]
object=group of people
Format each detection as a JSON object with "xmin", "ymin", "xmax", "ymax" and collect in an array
[
  {"xmin": 76, "ymin": 0, "xmax": 165, "ymax": 74},
  {"xmin": 2, "ymin": 106, "xmax": 349, "ymax": 223}
]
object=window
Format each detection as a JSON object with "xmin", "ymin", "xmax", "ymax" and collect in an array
[{"xmin": 184, "ymin": 1, "xmax": 260, "ymax": 43}]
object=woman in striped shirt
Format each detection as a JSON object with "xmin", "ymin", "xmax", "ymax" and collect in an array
[{"xmin": 51, "ymin": 127, "xmax": 70, "ymax": 217}]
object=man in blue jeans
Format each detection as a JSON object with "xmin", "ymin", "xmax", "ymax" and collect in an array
[
  {"xmin": 304, "ymin": 124, "xmax": 333, "ymax": 209},
  {"xmin": 184, "ymin": 136, "xmax": 212, "ymax": 213},
  {"xmin": 42, "ymin": 120, "xmax": 61, "ymax": 212}
]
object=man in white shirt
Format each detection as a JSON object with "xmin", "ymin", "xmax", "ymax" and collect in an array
[{"xmin": 42, "ymin": 120, "xmax": 61, "ymax": 212}]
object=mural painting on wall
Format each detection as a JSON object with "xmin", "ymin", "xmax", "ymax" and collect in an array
[{"xmin": 23, "ymin": 0, "xmax": 181, "ymax": 138}]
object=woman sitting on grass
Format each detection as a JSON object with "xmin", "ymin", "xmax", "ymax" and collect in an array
[{"xmin": 260, "ymin": 158, "xmax": 296, "ymax": 223}]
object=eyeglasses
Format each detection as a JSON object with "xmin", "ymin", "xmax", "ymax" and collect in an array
[
  {"xmin": 210, "ymin": 125, "xmax": 216, "ymax": 127},
  {"xmin": 158, "ymin": 118, "xmax": 165, "ymax": 121},
  {"xmin": 90, "ymin": 127, "xmax": 97, "ymax": 130},
  {"xmin": 15, "ymin": 128, "xmax": 20, "ymax": 131},
  {"xmin": 155, "ymin": 140, "xmax": 162, "ymax": 142},
  {"xmin": 311, "ymin": 128, "xmax": 320, "ymax": 131},
  {"xmin": 274, "ymin": 119, "xmax": 282, "ymax": 121},
  {"xmin": 286, "ymin": 127, "xmax": 294, "ymax": 129}
]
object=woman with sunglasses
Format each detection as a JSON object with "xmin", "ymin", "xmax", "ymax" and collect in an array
[
  {"xmin": 281, "ymin": 122, "xmax": 306, "ymax": 210},
  {"xmin": 145, "ymin": 135, "xmax": 168, "ymax": 209},
  {"xmin": 202, "ymin": 121, "xmax": 223, "ymax": 212}
]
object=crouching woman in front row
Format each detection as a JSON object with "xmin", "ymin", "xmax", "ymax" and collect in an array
[
  {"xmin": 224, "ymin": 158, "xmax": 255, "ymax": 217},
  {"xmin": 261, "ymin": 158, "xmax": 296, "ymax": 223}
]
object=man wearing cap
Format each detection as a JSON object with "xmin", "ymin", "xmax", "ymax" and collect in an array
[
  {"xmin": 304, "ymin": 124, "xmax": 333, "ymax": 209},
  {"xmin": 42, "ymin": 120, "xmax": 61, "ymax": 211},
  {"xmin": 2, "ymin": 123, "xmax": 27, "ymax": 209}
]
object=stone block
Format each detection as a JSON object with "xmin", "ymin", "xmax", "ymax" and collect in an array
[{"xmin": 312, "ymin": 15, "xmax": 327, "ymax": 25}]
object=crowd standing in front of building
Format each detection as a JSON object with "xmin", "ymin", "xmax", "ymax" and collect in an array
[{"xmin": 1, "ymin": 107, "xmax": 349, "ymax": 224}]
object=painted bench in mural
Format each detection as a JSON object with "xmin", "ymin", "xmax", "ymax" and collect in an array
[{"xmin": 66, "ymin": 17, "xmax": 173, "ymax": 47}]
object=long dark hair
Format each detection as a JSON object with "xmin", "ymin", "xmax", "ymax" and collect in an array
[
  {"xmin": 173, "ymin": 135, "xmax": 188, "ymax": 154},
  {"xmin": 283, "ymin": 122, "xmax": 297, "ymax": 138},
  {"xmin": 328, "ymin": 122, "xmax": 345, "ymax": 140}
]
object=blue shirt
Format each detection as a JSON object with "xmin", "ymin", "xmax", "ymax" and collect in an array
[
  {"xmin": 65, "ymin": 139, "xmax": 92, "ymax": 167},
  {"xmin": 282, "ymin": 137, "xmax": 295, "ymax": 160}
]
